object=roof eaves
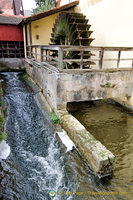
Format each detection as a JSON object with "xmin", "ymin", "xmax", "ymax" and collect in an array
[
  {"xmin": 0, "ymin": 14, "xmax": 25, "ymax": 25},
  {"xmin": 23, "ymin": 0, "xmax": 79, "ymax": 24}
]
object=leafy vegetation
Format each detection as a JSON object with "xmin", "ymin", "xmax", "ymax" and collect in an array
[
  {"xmin": 0, "ymin": 8, "xmax": 3, "ymax": 14},
  {"xmin": 104, "ymin": 82, "xmax": 111, "ymax": 88},
  {"xmin": 99, "ymin": 151, "xmax": 105, "ymax": 158},
  {"xmin": 0, "ymin": 88, "xmax": 3, "ymax": 96},
  {"xmin": 0, "ymin": 131, "xmax": 7, "ymax": 142},
  {"xmin": 50, "ymin": 109, "xmax": 62, "ymax": 124},
  {"xmin": 22, "ymin": 73, "xmax": 28, "ymax": 81},
  {"xmin": 33, "ymin": 0, "xmax": 57, "ymax": 14},
  {"xmin": 0, "ymin": 85, "xmax": 7, "ymax": 142}
]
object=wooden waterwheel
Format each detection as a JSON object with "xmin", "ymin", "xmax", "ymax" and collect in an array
[{"xmin": 50, "ymin": 11, "xmax": 95, "ymax": 68}]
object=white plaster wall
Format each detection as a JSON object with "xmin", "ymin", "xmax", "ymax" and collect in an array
[
  {"xmin": 60, "ymin": 0, "xmax": 73, "ymax": 6},
  {"xmin": 76, "ymin": 0, "xmax": 133, "ymax": 47}
]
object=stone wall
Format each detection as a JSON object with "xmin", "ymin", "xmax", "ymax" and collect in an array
[
  {"xmin": 59, "ymin": 111, "xmax": 115, "ymax": 176},
  {"xmin": 57, "ymin": 69, "xmax": 133, "ymax": 109},
  {"xmin": 25, "ymin": 59, "xmax": 133, "ymax": 111},
  {"xmin": 0, "ymin": 58, "xmax": 25, "ymax": 71},
  {"xmin": 26, "ymin": 59, "xmax": 58, "ymax": 110}
]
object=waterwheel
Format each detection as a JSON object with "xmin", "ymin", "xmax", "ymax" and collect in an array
[{"xmin": 50, "ymin": 11, "xmax": 95, "ymax": 69}]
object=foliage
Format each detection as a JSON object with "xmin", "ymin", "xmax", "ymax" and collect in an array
[
  {"xmin": 0, "ymin": 88, "xmax": 3, "ymax": 96},
  {"xmin": 0, "ymin": 117, "xmax": 5, "ymax": 130},
  {"xmin": 0, "ymin": 8, "xmax": 3, "ymax": 14},
  {"xmin": 22, "ymin": 73, "xmax": 28, "ymax": 81},
  {"xmin": 50, "ymin": 109, "xmax": 62, "ymax": 124},
  {"xmin": 104, "ymin": 82, "xmax": 111, "ymax": 88},
  {"xmin": 53, "ymin": 16, "xmax": 71, "ymax": 45},
  {"xmin": 0, "ymin": 131, "xmax": 7, "ymax": 142},
  {"xmin": 33, "ymin": 0, "xmax": 57, "ymax": 14},
  {"xmin": 99, "ymin": 151, "xmax": 105, "ymax": 158}
]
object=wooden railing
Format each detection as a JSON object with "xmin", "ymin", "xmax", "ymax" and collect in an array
[{"xmin": 26, "ymin": 45, "xmax": 133, "ymax": 71}]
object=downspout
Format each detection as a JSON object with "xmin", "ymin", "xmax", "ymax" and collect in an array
[{"xmin": 57, "ymin": 0, "xmax": 61, "ymax": 8}]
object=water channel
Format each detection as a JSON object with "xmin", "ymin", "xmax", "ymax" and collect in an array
[
  {"xmin": 69, "ymin": 101, "xmax": 133, "ymax": 200},
  {"xmin": 0, "ymin": 72, "xmax": 132, "ymax": 200}
]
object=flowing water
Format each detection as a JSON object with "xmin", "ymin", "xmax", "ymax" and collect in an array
[{"xmin": 0, "ymin": 72, "xmax": 132, "ymax": 200}]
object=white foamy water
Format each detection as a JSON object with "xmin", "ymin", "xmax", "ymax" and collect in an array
[
  {"xmin": 0, "ymin": 140, "xmax": 10, "ymax": 159},
  {"xmin": 56, "ymin": 130, "xmax": 76, "ymax": 152}
]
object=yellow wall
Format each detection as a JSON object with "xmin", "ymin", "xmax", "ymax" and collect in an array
[{"xmin": 30, "ymin": 13, "xmax": 59, "ymax": 45}]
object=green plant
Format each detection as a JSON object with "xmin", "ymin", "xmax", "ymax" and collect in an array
[
  {"xmin": 33, "ymin": 0, "xmax": 57, "ymax": 14},
  {"xmin": 99, "ymin": 151, "xmax": 105, "ymax": 158},
  {"xmin": 0, "ymin": 131, "xmax": 7, "ymax": 142},
  {"xmin": 22, "ymin": 73, "xmax": 28, "ymax": 80},
  {"xmin": 0, "ymin": 117, "xmax": 5, "ymax": 130},
  {"xmin": 50, "ymin": 109, "xmax": 62, "ymax": 124},
  {"xmin": 0, "ymin": 8, "xmax": 3, "ymax": 14},
  {"xmin": 105, "ymin": 82, "xmax": 111, "ymax": 88},
  {"xmin": 0, "ymin": 88, "xmax": 3, "ymax": 96}
]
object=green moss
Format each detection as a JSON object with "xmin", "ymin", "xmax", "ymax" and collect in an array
[
  {"xmin": 105, "ymin": 82, "xmax": 111, "ymax": 88},
  {"xmin": 99, "ymin": 151, "xmax": 106, "ymax": 158},
  {"xmin": 50, "ymin": 109, "xmax": 62, "ymax": 124},
  {"xmin": 0, "ymin": 88, "xmax": 3, "ymax": 96},
  {"xmin": 21, "ymin": 73, "xmax": 29, "ymax": 82},
  {"xmin": 0, "ymin": 131, "xmax": 7, "ymax": 142}
]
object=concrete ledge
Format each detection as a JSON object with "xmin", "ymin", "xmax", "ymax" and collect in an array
[
  {"xmin": 60, "ymin": 112, "xmax": 115, "ymax": 177},
  {"xmin": 0, "ymin": 58, "xmax": 25, "ymax": 71}
]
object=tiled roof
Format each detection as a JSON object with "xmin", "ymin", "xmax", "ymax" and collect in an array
[{"xmin": 0, "ymin": 14, "xmax": 24, "ymax": 25}]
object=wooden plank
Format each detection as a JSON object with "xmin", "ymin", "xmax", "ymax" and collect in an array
[
  {"xmin": 117, "ymin": 51, "xmax": 121, "ymax": 68},
  {"xmin": 35, "ymin": 47, "xmax": 37, "ymax": 60},
  {"xmin": 41, "ymin": 47, "xmax": 44, "ymax": 62},
  {"xmin": 27, "ymin": 45, "xmax": 133, "ymax": 52},
  {"xmin": 47, "ymin": 50, "xmax": 50, "ymax": 63},
  {"xmin": 132, "ymin": 60, "xmax": 133, "ymax": 68},
  {"xmin": 29, "ymin": 23, "xmax": 32, "ymax": 46},
  {"xmin": 25, "ymin": 24, "xmax": 28, "ymax": 46},
  {"xmin": 63, "ymin": 58, "xmax": 99, "ymax": 62},
  {"xmin": 80, "ymin": 51, "xmax": 83, "ymax": 69},
  {"xmin": 58, "ymin": 47, "xmax": 63, "ymax": 71},
  {"xmin": 98, "ymin": 48, "xmax": 104, "ymax": 69}
]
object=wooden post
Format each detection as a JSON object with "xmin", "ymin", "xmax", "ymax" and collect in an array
[
  {"xmin": 29, "ymin": 23, "xmax": 32, "ymax": 58},
  {"xmin": 25, "ymin": 24, "xmax": 28, "ymax": 46},
  {"xmin": 58, "ymin": 47, "xmax": 63, "ymax": 71},
  {"xmin": 80, "ymin": 51, "xmax": 83, "ymax": 69},
  {"xmin": 132, "ymin": 60, "xmax": 133, "ymax": 67},
  {"xmin": 29, "ymin": 23, "xmax": 32, "ymax": 46},
  {"xmin": 41, "ymin": 47, "xmax": 44, "ymax": 62},
  {"xmin": 47, "ymin": 50, "xmax": 50, "ymax": 63},
  {"xmin": 117, "ymin": 50, "xmax": 121, "ymax": 68},
  {"xmin": 30, "ymin": 46, "xmax": 33, "ymax": 58},
  {"xmin": 35, "ymin": 47, "xmax": 37, "ymax": 60},
  {"xmin": 98, "ymin": 48, "xmax": 104, "ymax": 69},
  {"xmin": 1, "ymin": 42, "xmax": 4, "ymax": 58}
]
